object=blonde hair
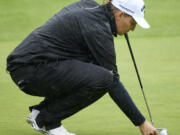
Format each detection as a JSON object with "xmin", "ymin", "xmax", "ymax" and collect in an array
[
  {"xmin": 102, "ymin": 0, "xmax": 112, "ymax": 4},
  {"xmin": 103, "ymin": 0, "xmax": 119, "ymax": 14}
]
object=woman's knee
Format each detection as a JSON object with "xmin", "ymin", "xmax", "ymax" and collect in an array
[{"xmin": 88, "ymin": 69, "xmax": 114, "ymax": 89}]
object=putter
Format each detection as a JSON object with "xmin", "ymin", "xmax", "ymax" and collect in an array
[{"xmin": 124, "ymin": 33, "xmax": 167, "ymax": 135}]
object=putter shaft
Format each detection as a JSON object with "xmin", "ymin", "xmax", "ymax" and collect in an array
[{"xmin": 124, "ymin": 33, "xmax": 154, "ymax": 126}]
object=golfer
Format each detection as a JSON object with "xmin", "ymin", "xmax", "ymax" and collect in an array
[{"xmin": 7, "ymin": 0, "xmax": 158, "ymax": 135}]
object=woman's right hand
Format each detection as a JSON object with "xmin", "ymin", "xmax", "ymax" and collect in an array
[{"xmin": 139, "ymin": 120, "xmax": 158, "ymax": 135}]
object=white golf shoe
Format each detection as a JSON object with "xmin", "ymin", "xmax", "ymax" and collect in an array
[
  {"xmin": 26, "ymin": 109, "xmax": 47, "ymax": 134},
  {"xmin": 26, "ymin": 109, "xmax": 75, "ymax": 135},
  {"xmin": 47, "ymin": 125, "xmax": 76, "ymax": 135}
]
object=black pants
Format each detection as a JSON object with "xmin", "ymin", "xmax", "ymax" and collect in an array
[
  {"xmin": 10, "ymin": 60, "xmax": 145, "ymax": 130},
  {"xmin": 10, "ymin": 60, "xmax": 114, "ymax": 130}
]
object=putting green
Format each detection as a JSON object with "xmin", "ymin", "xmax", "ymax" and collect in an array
[{"xmin": 0, "ymin": 0, "xmax": 180, "ymax": 135}]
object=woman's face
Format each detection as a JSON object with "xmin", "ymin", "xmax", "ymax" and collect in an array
[{"xmin": 114, "ymin": 11, "xmax": 137, "ymax": 35}]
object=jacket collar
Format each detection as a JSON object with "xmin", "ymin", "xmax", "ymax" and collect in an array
[{"xmin": 103, "ymin": 4, "xmax": 117, "ymax": 37}]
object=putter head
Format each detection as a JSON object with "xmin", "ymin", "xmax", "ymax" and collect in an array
[{"xmin": 156, "ymin": 128, "xmax": 167, "ymax": 135}]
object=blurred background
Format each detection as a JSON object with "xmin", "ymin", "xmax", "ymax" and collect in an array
[{"xmin": 0, "ymin": 0, "xmax": 180, "ymax": 135}]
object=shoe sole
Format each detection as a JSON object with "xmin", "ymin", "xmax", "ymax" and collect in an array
[{"xmin": 26, "ymin": 117, "xmax": 49, "ymax": 135}]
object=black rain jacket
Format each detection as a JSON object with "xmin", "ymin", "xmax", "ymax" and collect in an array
[{"xmin": 7, "ymin": 0, "xmax": 119, "ymax": 80}]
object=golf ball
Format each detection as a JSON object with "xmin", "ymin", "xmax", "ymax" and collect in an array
[{"xmin": 160, "ymin": 129, "xmax": 167, "ymax": 135}]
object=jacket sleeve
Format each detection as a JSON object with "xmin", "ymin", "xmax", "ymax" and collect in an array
[{"xmin": 82, "ymin": 24, "xmax": 119, "ymax": 81}]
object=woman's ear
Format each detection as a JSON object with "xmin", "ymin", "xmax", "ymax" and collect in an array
[
  {"xmin": 119, "ymin": 11, "xmax": 125, "ymax": 17},
  {"xmin": 115, "ymin": 11, "xmax": 124, "ymax": 19}
]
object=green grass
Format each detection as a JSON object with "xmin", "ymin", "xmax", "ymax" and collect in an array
[{"xmin": 1, "ymin": 0, "xmax": 180, "ymax": 135}]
